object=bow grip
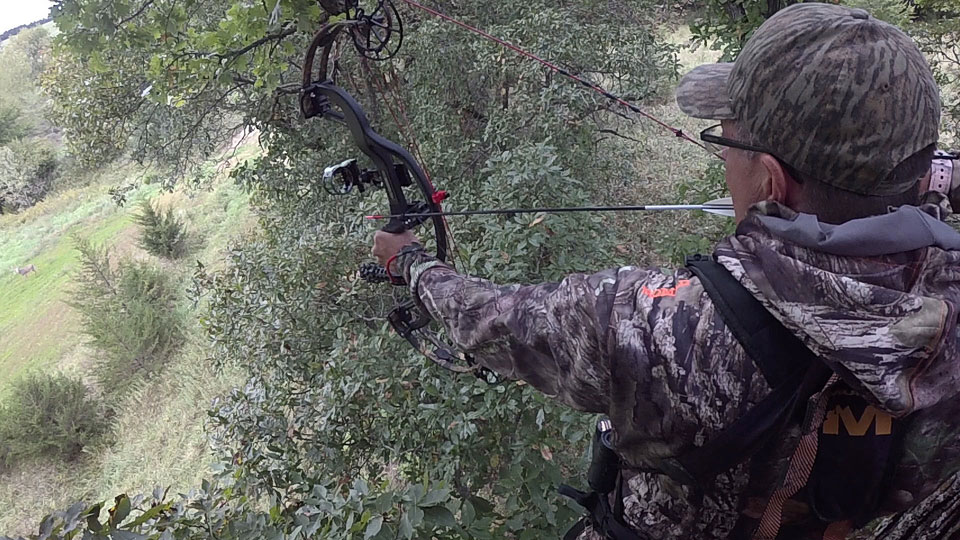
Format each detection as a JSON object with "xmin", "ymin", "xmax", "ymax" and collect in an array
[{"xmin": 381, "ymin": 216, "xmax": 408, "ymax": 234}]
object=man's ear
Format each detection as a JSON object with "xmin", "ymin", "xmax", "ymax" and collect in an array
[{"xmin": 758, "ymin": 153, "xmax": 798, "ymax": 204}]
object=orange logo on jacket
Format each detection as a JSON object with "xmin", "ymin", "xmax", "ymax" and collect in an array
[{"xmin": 641, "ymin": 279, "xmax": 692, "ymax": 298}]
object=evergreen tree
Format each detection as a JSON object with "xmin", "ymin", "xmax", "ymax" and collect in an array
[{"xmin": 133, "ymin": 199, "xmax": 188, "ymax": 259}]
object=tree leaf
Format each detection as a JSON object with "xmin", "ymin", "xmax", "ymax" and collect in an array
[
  {"xmin": 363, "ymin": 516, "xmax": 383, "ymax": 539},
  {"xmin": 461, "ymin": 500, "xmax": 475, "ymax": 526},
  {"xmin": 418, "ymin": 489, "xmax": 450, "ymax": 508},
  {"xmin": 108, "ymin": 494, "xmax": 132, "ymax": 526},
  {"xmin": 399, "ymin": 512, "xmax": 413, "ymax": 539},
  {"xmin": 422, "ymin": 506, "xmax": 456, "ymax": 529}
]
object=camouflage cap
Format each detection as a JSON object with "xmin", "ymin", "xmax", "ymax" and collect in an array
[{"xmin": 676, "ymin": 3, "xmax": 940, "ymax": 196}]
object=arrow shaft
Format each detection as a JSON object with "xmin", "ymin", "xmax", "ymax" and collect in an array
[{"xmin": 367, "ymin": 202, "xmax": 733, "ymax": 220}]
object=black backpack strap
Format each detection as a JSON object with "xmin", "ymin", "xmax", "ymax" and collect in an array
[
  {"xmin": 560, "ymin": 419, "xmax": 641, "ymax": 539},
  {"xmin": 685, "ymin": 254, "xmax": 810, "ymax": 387},
  {"xmin": 661, "ymin": 255, "xmax": 830, "ymax": 486},
  {"xmin": 559, "ymin": 483, "xmax": 642, "ymax": 540}
]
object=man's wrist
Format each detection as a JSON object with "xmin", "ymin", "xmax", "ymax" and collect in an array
[
  {"xmin": 937, "ymin": 150, "xmax": 960, "ymax": 210},
  {"xmin": 392, "ymin": 243, "xmax": 450, "ymax": 294},
  {"xmin": 393, "ymin": 243, "xmax": 426, "ymax": 274}
]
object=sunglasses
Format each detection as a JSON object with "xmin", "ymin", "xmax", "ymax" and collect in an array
[{"xmin": 699, "ymin": 123, "xmax": 808, "ymax": 183}]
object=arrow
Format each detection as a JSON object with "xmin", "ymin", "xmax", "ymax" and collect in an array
[{"xmin": 365, "ymin": 197, "xmax": 735, "ymax": 220}]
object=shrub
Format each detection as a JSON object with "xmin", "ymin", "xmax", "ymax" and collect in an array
[
  {"xmin": 133, "ymin": 199, "xmax": 188, "ymax": 259},
  {"xmin": 0, "ymin": 138, "xmax": 58, "ymax": 213},
  {"xmin": 70, "ymin": 239, "xmax": 185, "ymax": 396},
  {"xmin": 0, "ymin": 374, "xmax": 110, "ymax": 468},
  {"xmin": 0, "ymin": 104, "xmax": 27, "ymax": 145}
]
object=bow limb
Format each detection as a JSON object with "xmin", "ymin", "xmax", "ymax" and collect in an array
[{"xmin": 303, "ymin": 81, "xmax": 450, "ymax": 260}]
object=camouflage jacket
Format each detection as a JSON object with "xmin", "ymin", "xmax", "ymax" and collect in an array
[{"xmin": 397, "ymin": 201, "xmax": 960, "ymax": 539}]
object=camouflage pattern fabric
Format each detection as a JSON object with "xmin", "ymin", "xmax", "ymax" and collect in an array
[
  {"xmin": 675, "ymin": 62, "xmax": 735, "ymax": 120},
  {"xmin": 397, "ymin": 201, "xmax": 960, "ymax": 539},
  {"xmin": 676, "ymin": 3, "xmax": 940, "ymax": 196}
]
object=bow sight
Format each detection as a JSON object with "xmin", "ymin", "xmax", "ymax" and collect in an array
[{"xmin": 321, "ymin": 157, "xmax": 417, "ymax": 197}]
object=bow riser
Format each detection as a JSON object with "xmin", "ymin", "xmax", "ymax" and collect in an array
[{"xmin": 303, "ymin": 81, "xmax": 451, "ymax": 259}]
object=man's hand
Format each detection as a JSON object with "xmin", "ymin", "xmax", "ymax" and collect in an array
[{"xmin": 372, "ymin": 230, "xmax": 419, "ymax": 274}]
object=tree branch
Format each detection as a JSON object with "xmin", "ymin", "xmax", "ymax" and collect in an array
[
  {"xmin": 116, "ymin": 0, "xmax": 155, "ymax": 27},
  {"xmin": 595, "ymin": 128, "xmax": 644, "ymax": 145},
  {"xmin": 220, "ymin": 26, "xmax": 297, "ymax": 62}
]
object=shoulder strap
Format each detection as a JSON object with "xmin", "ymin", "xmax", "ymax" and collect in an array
[
  {"xmin": 685, "ymin": 254, "xmax": 810, "ymax": 388},
  {"xmin": 660, "ymin": 255, "xmax": 830, "ymax": 486}
]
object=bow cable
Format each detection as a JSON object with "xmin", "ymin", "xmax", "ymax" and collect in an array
[{"xmin": 392, "ymin": 0, "xmax": 718, "ymax": 155}]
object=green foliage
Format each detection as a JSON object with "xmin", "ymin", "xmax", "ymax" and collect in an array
[
  {"xmin": 45, "ymin": 0, "xmax": 678, "ymax": 537},
  {"xmin": 689, "ymin": 0, "xmax": 915, "ymax": 59},
  {"xmin": 42, "ymin": 48, "xmax": 130, "ymax": 169},
  {"xmin": 14, "ymin": 479, "xmax": 462, "ymax": 540},
  {"xmin": 841, "ymin": 0, "xmax": 915, "ymax": 26},
  {"xmin": 911, "ymin": 0, "xmax": 960, "ymax": 143},
  {"xmin": 69, "ymin": 239, "xmax": 185, "ymax": 396},
  {"xmin": 0, "ymin": 26, "xmax": 59, "ymax": 213},
  {"xmin": 689, "ymin": 0, "xmax": 792, "ymax": 60},
  {"xmin": 0, "ymin": 138, "xmax": 59, "ymax": 213},
  {"xmin": 0, "ymin": 26, "xmax": 53, "ymax": 135},
  {"xmin": 0, "ymin": 105, "xmax": 27, "ymax": 145},
  {"xmin": 654, "ymin": 162, "xmax": 735, "ymax": 264},
  {"xmin": 0, "ymin": 373, "xmax": 109, "ymax": 468},
  {"xmin": 47, "ymin": 0, "xmax": 675, "ymax": 179},
  {"xmin": 1, "ymin": 26, "xmax": 51, "ymax": 80},
  {"xmin": 133, "ymin": 200, "xmax": 188, "ymax": 258}
]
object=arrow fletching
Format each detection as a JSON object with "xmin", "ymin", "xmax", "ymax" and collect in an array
[{"xmin": 699, "ymin": 197, "xmax": 734, "ymax": 217}]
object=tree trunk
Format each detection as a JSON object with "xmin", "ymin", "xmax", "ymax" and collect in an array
[{"xmin": 856, "ymin": 473, "xmax": 960, "ymax": 539}]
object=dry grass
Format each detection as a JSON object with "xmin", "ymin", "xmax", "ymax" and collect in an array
[
  {"xmin": 604, "ymin": 26, "xmax": 728, "ymax": 268},
  {"xmin": 0, "ymin": 349, "xmax": 244, "ymax": 535}
]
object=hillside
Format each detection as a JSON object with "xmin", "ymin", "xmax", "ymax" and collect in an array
[
  {"xmin": 0, "ymin": 18, "xmax": 51, "ymax": 46},
  {"xmin": 0, "ymin": 145, "xmax": 256, "ymax": 534}
]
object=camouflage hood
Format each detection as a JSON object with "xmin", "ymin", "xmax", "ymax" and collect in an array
[{"xmin": 716, "ymin": 201, "xmax": 960, "ymax": 416}]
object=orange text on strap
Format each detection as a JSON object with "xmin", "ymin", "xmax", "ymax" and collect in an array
[{"xmin": 641, "ymin": 279, "xmax": 692, "ymax": 298}]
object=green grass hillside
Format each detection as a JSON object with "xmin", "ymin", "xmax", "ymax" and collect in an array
[
  {"xmin": 0, "ymin": 143, "xmax": 257, "ymax": 534},
  {"xmin": 0, "ymin": 176, "xmax": 139, "ymax": 398}
]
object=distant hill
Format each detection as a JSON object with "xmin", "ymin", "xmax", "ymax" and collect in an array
[{"xmin": 1, "ymin": 18, "xmax": 52, "ymax": 45}]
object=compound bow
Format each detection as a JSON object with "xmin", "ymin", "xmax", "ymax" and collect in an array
[
  {"xmin": 299, "ymin": 0, "xmax": 722, "ymax": 378},
  {"xmin": 300, "ymin": 9, "xmax": 492, "ymax": 379}
]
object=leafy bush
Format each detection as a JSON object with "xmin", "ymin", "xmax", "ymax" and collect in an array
[
  {"xmin": 0, "ymin": 26, "xmax": 53, "ymax": 139},
  {"xmin": 70, "ymin": 240, "xmax": 185, "ymax": 396},
  {"xmin": 841, "ymin": 0, "xmax": 914, "ymax": 26},
  {"xmin": 911, "ymin": 1, "xmax": 960, "ymax": 143},
  {"xmin": 0, "ymin": 104, "xmax": 27, "ymax": 145},
  {"xmin": 0, "ymin": 138, "xmax": 58, "ymax": 213},
  {"xmin": 0, "ymin": 374, "xmax": 109, "ymax": 468},
  {"xmin": 690, "ymin": 0, "xmax": 914, "ymax": 60},
  {"xmin": 133, "ymin": 199, "xmax": 189, "ymax": 259},
  {"xmin": 17, "ymin": 478, "xmax": 461, "ymax": 540},
  {"xmin": 650, "ymin": 162, "xmax": 735, "ymax": 264}
]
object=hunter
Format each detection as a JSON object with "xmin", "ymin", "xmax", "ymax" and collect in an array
[{"xmin": 372, "ymin": 4, "xmax": 960, "ymax": 539}]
